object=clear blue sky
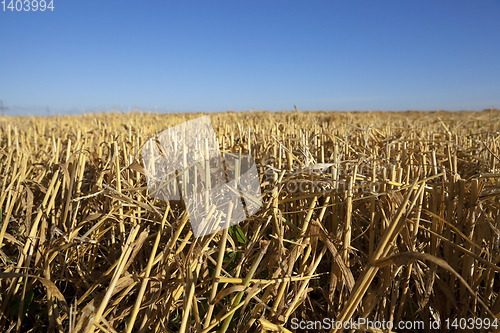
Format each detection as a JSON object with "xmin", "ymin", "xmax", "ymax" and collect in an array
[{"xmin": 1, "ymin": 1, "xmax": 499, "ymax": 115}]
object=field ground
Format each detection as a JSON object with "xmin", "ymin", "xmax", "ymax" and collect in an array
[{"xmin": 1, "ymin": 110, "xmax": 500, "ymax": 332}]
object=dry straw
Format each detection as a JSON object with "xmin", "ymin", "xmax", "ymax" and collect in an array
[{"xmin": 0, "ymin": 109, "xmax": 499, "ymax": 332}]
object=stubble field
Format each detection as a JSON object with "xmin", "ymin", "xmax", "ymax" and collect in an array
[{"xmin": 0, "ymin": 110, "xmax": 499, "ymax": 332}]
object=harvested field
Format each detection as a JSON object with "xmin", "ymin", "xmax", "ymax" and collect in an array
[{"xmin": 0, "ymin": 110, "xmax": 500, "ymax": 332}]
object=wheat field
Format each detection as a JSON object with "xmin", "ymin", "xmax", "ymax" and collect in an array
[{"xmin": 0, "ymin": 110, "xmax": 499, "ymax": 332}]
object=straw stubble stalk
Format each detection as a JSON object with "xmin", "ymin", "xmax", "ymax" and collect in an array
[
  {"xmin": 125, "ymin": 206, "xmax": 170, "ymax": 333},
  {"xmin": 203, "ymin": 201, "xmax": 234, "ymax": 330},
  {"xmin": 331, "ymin": 177, "xmax": 423, "ymax": 333},
  {"xmin": 219, "ymin": 240, "xmax": 269, "ymax": 333},
  {"xmin": 179, "ymin": 261, "xmax": 199, "ymax": 333},
  {"xmin": 396, "ymin": 180, "xmax": 426, "ymax": 321},
  {"xmin": 87, "ymin": 224, "xmax": 141, "ymax": 333},
  {"xmin": 283, "ymin": 245, "xmax": 328, "ymax": 321},
  {"xmin": 461, "ymin": 178, "xmax": 478, "ymax": 305},
  {"xmin": 343, "ymin": 165, "xmax": 357, "ymax": 266}
]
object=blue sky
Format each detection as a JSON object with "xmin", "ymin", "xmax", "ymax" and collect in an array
[{"xmin": 1, "ymin": 1, "xmax": 499, "ymax": 115}]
